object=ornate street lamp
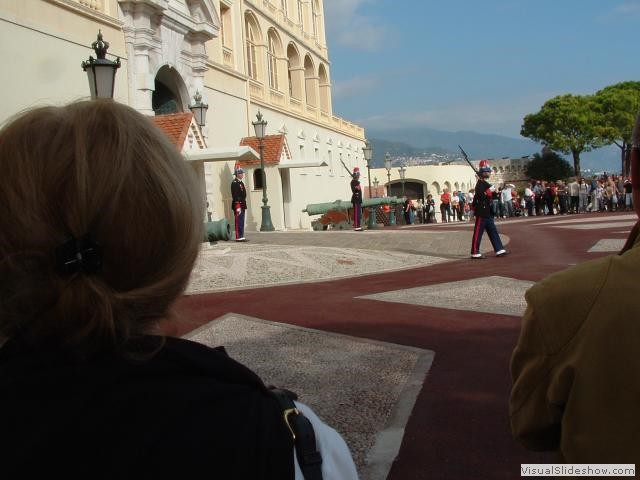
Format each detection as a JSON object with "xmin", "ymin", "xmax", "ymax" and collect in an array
[
  {"xmin": 384, "ymin": 152, "xmax": 392, "ymax": 196},
  {"xmin": 384, "ymin": 153, "xmax": 395, "ymax": 225},
  {"xmin": 398, "ymin": 164, "xmax": 407, "ymax": 197},
  {"xmin": 189, "ymin": 91, "xmax": 209, "ymax": 127},
  {"xmin": 81, "ymin": 30, "xmax": 121, "ymax": 99},
  {"xmin": 363, "ymin": 140, "xmax": 373, "ymax": 198},
  {"xmin": 252, "ymin": 111, "xmax": 274, "ymax": 231}
]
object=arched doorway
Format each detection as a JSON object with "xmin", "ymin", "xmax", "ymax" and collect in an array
[
  {"xmin": 153, "ymin": 65, "xmax": 189, "ymax": 115},
  {"xmin": 388, "ymin": 181, "xmax": 425, "ymax": 200}
]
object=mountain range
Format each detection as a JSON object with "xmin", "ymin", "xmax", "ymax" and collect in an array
[{"xmin": 366, "ymin": 126, "xmax": 622, "ymax": 174}]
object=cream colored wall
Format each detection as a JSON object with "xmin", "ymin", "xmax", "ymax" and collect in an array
[
  {"xmin": 243, "ymin": 166, "xmax": 281, "ymax": 230},
  {"xmin": 237, "ymin": 0, "xmax": 364, "ymax": 141},
  {"xmin": 203, "ymin": 82, "xmax": 250, "ymax": 147},
  {"xmin": 0, "ymin": 1, "xmax": 128, "ymax": 124},
  {"xmin": 203, "ymin": 160, "xmax": 234, "ymax": 223}
]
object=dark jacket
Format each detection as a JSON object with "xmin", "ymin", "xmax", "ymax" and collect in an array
[
  {"xmin": 231, "ymin": 178, "xmax": 247, "ymax": 210},
  {"xmin": 0, "ymin": 336, "xmax": 294, "ymax": 479},
  {"xmin": 350, "ymin": 178, "xmax": 362, "ymax": 204},
  {"xmin": 472, "ymin": 178, "xmax": 493, "ymax": 218}
]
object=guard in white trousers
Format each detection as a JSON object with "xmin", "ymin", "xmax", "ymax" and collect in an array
[{"xmin": 231, "ymin": 167, "xmax": 247, "ymax": 241}]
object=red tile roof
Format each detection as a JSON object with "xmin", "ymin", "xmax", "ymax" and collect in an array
[
  {"xmin": 150, "ymin": 113, "xmax": 194, "ymax": 150},
  {"xmin": 239, "ymin": 134, "xmax": 290, "ymax": 168}
]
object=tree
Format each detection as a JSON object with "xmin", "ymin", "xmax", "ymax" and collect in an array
[
  {"xmin": 525, "ymin": 150, "xmax": 574, "ymax": 181},
  {"xmin": 521, "ymin": 94, "xmax": 602, "ymax": 177},
  {"xmin": 593, "ymin": 81, "xmax": 640, "ymax": 176}
]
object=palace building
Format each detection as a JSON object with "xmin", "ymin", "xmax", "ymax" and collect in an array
[
  {"xmin": 0, "ymin": 0, "xmax": 367, "ymax": 230},
  {"xmin": 1, "ymin": 0, "xmax": 487, "ymax": 231}
]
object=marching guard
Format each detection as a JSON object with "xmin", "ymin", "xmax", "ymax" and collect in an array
[{"xmin": 470, "ymin": 160, "xmax": 508, "ymax": 258}]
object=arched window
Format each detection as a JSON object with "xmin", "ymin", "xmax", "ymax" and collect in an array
[
  {"xmin": 311, "ymin": 0, "xmax": 318, "ymax": 37},
  {"xmin": 297, "ymin": 0, "xmax": 304, "ymax": 28},
  {"xmin": 253, "ymin": 168, "xmax": 263, "ymax": 189},
  {"xmin": 267, "ymin": 30, "xmax": 281, "ymax": 91},
  {"xmin": 318, "ymin": 63, "xmax": 330, "ymax": 113},
  {"xmin": 304, "ymin": 55, "xmax": 316, "ymax": 106},
  {"xmin": 220, "ymin": 3, "xmax": 232, "ymax": 49},
  {"xmin": 153, "ymin": 65, "xmax": 189, "ymax": 115},
  {"xmin": 431, "ymin": 181, "xmax": 441, "ymax": 195},
  {"xmin": 245, "ymin": 14, "xmax": 261, "ymax": 80},
  {"xmin": 287, "ymin": 43, "xmax": 302, "ymax": 99}
]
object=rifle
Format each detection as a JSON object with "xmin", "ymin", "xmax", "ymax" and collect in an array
[
  {"xmin": 458, "ymin": 145, "xmax": 480, "ymax": 176},
  {"xmin": 339, "ymin": 158, "xmax": 355, "ymax": 179}
]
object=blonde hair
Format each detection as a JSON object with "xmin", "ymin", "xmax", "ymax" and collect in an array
[{"xmin": 0, "ymin": 100, "xmax": 204, "ymax": 354}]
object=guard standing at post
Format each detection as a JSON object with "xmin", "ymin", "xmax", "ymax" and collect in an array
[
  {"xmin": 231, "ymin": 166, "xmax": 247, "ymax": 241},
  {"xmin": 470, "ymin": 160, "xmax": 508, "ymax": 259},
  {"xmin": 351, "ymin": 166, "xmax": 363, "ymax": 231}
]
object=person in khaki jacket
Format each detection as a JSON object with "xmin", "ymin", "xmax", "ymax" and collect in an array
[{"xmin": 510, "ymin": 112, "xmax": 640, "ymax": 465}]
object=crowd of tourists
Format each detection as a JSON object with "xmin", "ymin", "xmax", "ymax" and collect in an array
[
  {"xmin": 515, "ymin": 174, "xmax": 633, "ymax": 217},
  {"xmin": 399, "ymin": 173, "xmax": 633, "ymax": 225}
]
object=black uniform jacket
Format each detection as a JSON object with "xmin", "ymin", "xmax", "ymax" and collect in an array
[
  {"xmin": 473, "ymin": 178, "xmax": 493, "ymax": 218},
  {"xmin": 0, "ymin": 335, "xmax": 294, "ymax": 479},
  {"xmin": 231, "ymin": 178, "xmax": 247, "ymax": 210},
  {"xmin": 350, "ymin": 178, "xmax": 362, "ymax": 204}
]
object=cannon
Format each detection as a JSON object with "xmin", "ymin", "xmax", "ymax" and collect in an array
[
  {"xmin": 303, "ymin": 197, "xmax": 400, "ymax": 230},
  {"xmin": 203, "ymin": 219, "xmax": 231, "ymax": 242}
]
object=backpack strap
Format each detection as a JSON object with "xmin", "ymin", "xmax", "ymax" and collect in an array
[{"xmin": 269, "ymin": 387, "xmax": 323, "ymax": 480}]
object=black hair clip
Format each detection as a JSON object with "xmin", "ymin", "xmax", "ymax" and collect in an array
[{"xmin": 55, "ymin": 235, "xmax": 102, "ymax": 275}]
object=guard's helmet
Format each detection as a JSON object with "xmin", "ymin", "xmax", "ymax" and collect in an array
[
  {"xmin": 234, "ymin": 167, "xmax": 244, "ymax": 175},
  {"xmin": 478, "ymin": 160, "xmax": 492, "ymax": 175},
  {"xmin": 353, "ymin": 166, "xmax": 360, "ymax": 176}
]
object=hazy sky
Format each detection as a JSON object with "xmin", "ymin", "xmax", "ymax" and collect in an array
[{"xmin": 323, "ymin": 0, "xmax": 640, "ymax": 138}]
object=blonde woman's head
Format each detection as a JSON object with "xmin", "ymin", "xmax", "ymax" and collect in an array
[{"xmin": 0, "ymin": 100, "xmax": 204, "ymax": 355}]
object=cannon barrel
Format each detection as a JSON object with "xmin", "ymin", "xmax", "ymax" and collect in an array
[
  {"xmin": 302, "ymin": 199, "xmax": 350, "ymax": 216},
  {"xmin": 203, "ymin": 219, "xmax": 231, "ymax": 242},
  {"xmin": 302, "ymin": 196, "xmax": 400, "ymax": 215},
  {"xmin": 362, "ymin": 196, "xmax": 400, "ymax": 208}
]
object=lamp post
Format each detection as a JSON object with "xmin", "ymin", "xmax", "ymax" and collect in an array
[
  {"xmin": 398, "ymin": 164, "xmax": 407, "ymax": 197},
  {"xmin": 363, "ymin": 140, "xmax": 373, "ymax": 199},
  {"xmin": 189, "ymin": 91, "xmax": 209, "ymax": 127},
  {"xmin": 252, "ymin": 111, "xmax": 275, "ymax": 231},
  {"xmin": 383, "ymin": 153, "xmax": 395, "ymax": 225},
  {"xmin": 81, "ymin": 30, "xmax": 121, "ymax": 99},
  {"xmin": 384, "ymin": 153, "xmax": 392, "ymax": 196},
  {"xmin": 362, "ymin": 140, "xmax": 378, "ymax": 229}
]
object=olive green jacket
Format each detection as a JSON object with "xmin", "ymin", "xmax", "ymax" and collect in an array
[{"xmin": 510, "ymin": 222, "xmax": 640, "ymax": 464}]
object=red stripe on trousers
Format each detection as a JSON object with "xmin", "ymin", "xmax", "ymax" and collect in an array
[{"xmin": 471, "ymin": 216, "xmax": 482, "ymax": 253}]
